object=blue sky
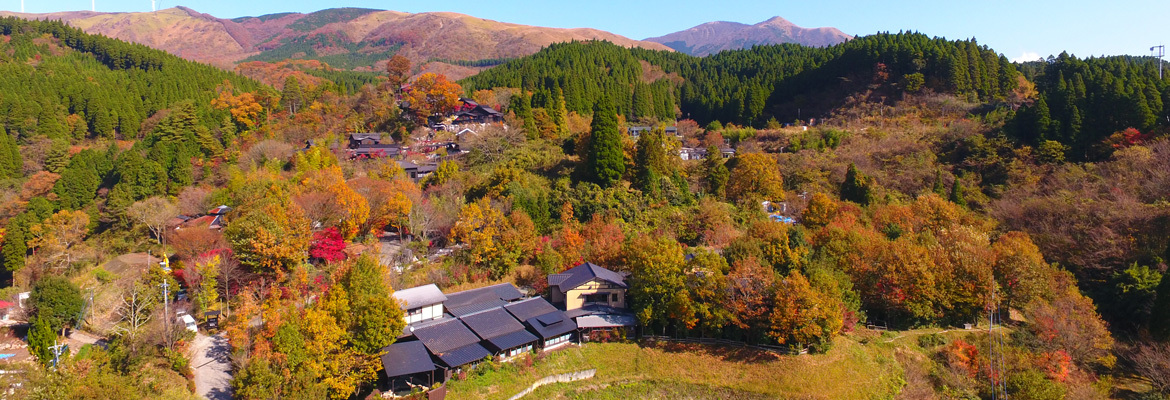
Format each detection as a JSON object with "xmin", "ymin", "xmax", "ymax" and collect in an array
[{"xmin": 6, "ymin": 0, "xmax": 1169, "ymax": 61}]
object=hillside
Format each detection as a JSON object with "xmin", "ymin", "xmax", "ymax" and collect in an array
[
  {"xmin": 0, "ymin": 7, "xmax": 672, "ymax": 78},
  {"xmin": 646, "ymin": 16, "xmax": 851, "ymax": 56}
]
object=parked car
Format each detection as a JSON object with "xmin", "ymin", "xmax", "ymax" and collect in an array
[{"xmin": 176, "ymin": 312, "xmax": 197, "ymax": 333}]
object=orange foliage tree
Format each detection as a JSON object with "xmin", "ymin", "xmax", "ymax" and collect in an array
[
  {"xmin": 403, "ymin": 73, "xmax": 462, "ymax": 121},
  {"xmin": 212, "ymin": 81, "xmax": 265, "ymax": 129}
]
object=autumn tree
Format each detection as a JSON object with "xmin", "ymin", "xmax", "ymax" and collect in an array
[
  {"xmin": 384, "ymin": 54, "xmax": 412, "ymax": 91},
  {"xmin": 212, "ymin": 82, "xmax": 265, "ymax": 130},
  {"xmin": 726, "ymin": 152, "xmax": 784, "ymax": 204},
  {"xmin": 309, "ymin": 227, "xmax": 347, "ymax": 263},
  {"xmin": 126, "ymin": 197, "xmax": 179, "ymax": 244},
  {"xmin": 224, "ymin": 199, "xmax": 312, "ymax": 276},
  {"xmin": 802, "ymin": 192, "xmax": 838, "ymax": 229},
  {"xmin": 28, "ymin": 210, "xmax": 90, "ymax": 271},
  {"xmin": 450, "ymin": 199, "xmax": 523, "ymax": 278},
  {"xmin": 769, "ymin": 270, "xmax": 843, "ymax": 350},
  {"xmin": 404, "ymin": 73, "xmax": 462, "ymax": 121}
]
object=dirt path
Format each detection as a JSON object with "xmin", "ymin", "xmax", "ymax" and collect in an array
[{"xmin": 191, "ymin": 333, "xmax": 232, "ymax": 400}]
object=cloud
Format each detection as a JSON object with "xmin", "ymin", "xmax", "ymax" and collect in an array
[{"xmin": 1012, "ymin": 51, "xmax": 1043, "ymax": 63}]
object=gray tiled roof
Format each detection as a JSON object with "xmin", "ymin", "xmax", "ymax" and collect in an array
[
  {"xmin": 459, "ymin": 307, "xmax": 525, "ymax": 340},
  {"xmin": 434, "ymin": 343, "xmax": 492, "ymax": 368},
  {"xmin": 412, "ymin": 318, "xmax": 481, "ymax": 354},
  {"xmin": 482, "ymin": 329, "xmax": 538, "ymax": 353},
  {"xmin": 380, "ymin": 341, "xmax": 435, "ymax": 378},
  {"xmin": 525, "ymin": 311, "xmax": 577, "ymax": 339},
  {"xmin": 393, "ymin": 284, "xmax": 447, "ymax": 310},
  {"xmin": 551, "ymin": 262, "xmax": 628, "ymax": 293},
  {"xmin": 444, "ymin": 283, "xmax": 524, "ymax": 317},
  {"xmin": 504, "ymin": 297, "xmax": 559, "ymax": 322}
]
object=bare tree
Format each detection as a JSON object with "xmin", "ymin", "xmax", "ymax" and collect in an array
[
  {"xmin": 114, "ymin": 282, "xmax": 156, "ymax": 339},
  {"xmin": 126, "ymin": 197, "xmax": 179, "ymax": 244},
  {"xmin": 1126, "ymin": 341, "xmax": 1170, "ymax": 394},
  {"xmin": 176, "ymin": 186, "xmax": 212, "ymax": 216},
  {"xmin": 463, "ymin": 124, "xmax": 524, "ymax": 165}
]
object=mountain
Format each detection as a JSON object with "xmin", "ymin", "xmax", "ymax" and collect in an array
[
  {"xmin": 0, "ymin": 7, "xmax": 672, "ymax": 79},
  {"xmin": 646, "ymin": 16, "xmax": 851, "ymax": 56}
]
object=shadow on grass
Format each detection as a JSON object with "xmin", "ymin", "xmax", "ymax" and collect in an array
[{"xmin": 638, "ymin": 340, "xmax": 783, "ymax": 364}]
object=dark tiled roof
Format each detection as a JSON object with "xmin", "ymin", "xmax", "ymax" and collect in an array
[
  {"xmin": 393, "ymin": 284, "xmax": 447, "ymax": 310},
  {"xmin": 459, "ymin": 308, "xmax": 525, "ymax": 340},
  {"xmin": 551, "ymin": 262, "xmax": 628, "ymax": 293},
  {"xmin": 504, "ymin": 297, "xmax": 559, "ymax": 322},
  {"xmin": 444, "ymin": 283, "xmax": 524, "ymax": 317},
  {"xmin": 380, "ymin": 341, "xmax": 435, "ymax": 378},
  {"xmin": 411, "ymin": 318, "xmax": 481, "ymax": 354},
  {"xmin": 525, "ymin": 311, "xmax": 577, "ymax": 339},
  {"xmin": 547, "ymin": 274, "xmax": 568, "ymax": 287},
  {"xmin": 434, "ymin": 342, "xmax": 492, "ymax": 368},
  {"xmin": 482, "ymin": 329, "xmax": 538, "ymax": 353}
]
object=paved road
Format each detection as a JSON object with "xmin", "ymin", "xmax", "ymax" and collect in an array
[{"xmin": 191, "ymin": 333, "xmax": 232, "ymax": 400}]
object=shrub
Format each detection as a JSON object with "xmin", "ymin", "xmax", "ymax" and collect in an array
[
  {"xmin": 918, "ymin": 333, "xmax": 948, "ymax": 348},
  {"xmin": 93, "ymin": 267, "xmax": 114, "ymax": 284},
  {"xmin": 1006, "ymin": 369, "xmax": 1065, "ymax": 400}
]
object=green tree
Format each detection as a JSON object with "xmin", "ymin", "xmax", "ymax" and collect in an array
[
  {"xmin": 340, "ymin": 255, "xmax": 405, "ymax": 354},
  {"xmin": 27, "ymin": 316, "xmax": 56, "ymax": 367},
  {"xmin": 43, "ymin": 139, "xmax": 70, "ymax": 174},
  {"xmin": 2, "ymin": 216, "xmax": 28, "ymax": 273},
  {"xmin": 29, "ymin": 275, "xmax": 84, "ymax": 332},
  {"xmin": 949, "ymin": 179, "xmax": 967, "ymax": 208},
  {"xmin": 932, "ymin": 170, "xmax": 946, "ymax": 196},
  {"xmin": 839, "ymin": 163, "xmax": 874, "ymax": 205},
  {"xmin": 627, "ymin": 236, "xmax": 694, "ymax": 333},
  {"xmin": 0, "ymin": 128, "xmax": 22, "ymax": 178},
  {"xmin": 281, "ymin": 76, "xmax": 303, "ymax": 114},
  {"xmin": 633, "ymin": 127, "xmax": 667, "ymax": 198},
  {"xmin": 584, "ymin": 97, "xmax": 625, "ymax": 188},
  {"xmin": 703, "ymin": 145, "xmax": 729, "ymax": 198}
]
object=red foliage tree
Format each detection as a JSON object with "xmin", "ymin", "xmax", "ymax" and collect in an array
[{"xmin": 309, "ymin": 227, "xmax": 347, "ymax": 263}]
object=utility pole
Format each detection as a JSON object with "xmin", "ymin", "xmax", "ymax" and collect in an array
[
  {"xmin": 48, "ymin": 339, "xmax": 66, "ymax": 369},
  {"xmin": 1153, "ymin": 45, "xmax": 1165, "ymax": 80},
  {"xmin": 161, "ymin": 279, "xmax": 170, "ymax": 348}
]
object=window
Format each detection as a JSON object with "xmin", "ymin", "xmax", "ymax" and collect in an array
[
  {"xmin": 544, "ymin": 334, "xmax": 571, "ymax": 348},
  {"xmin": 584, "ymin": 293, "xmax": 607, "ymax": 303},
  {"xmin": 610, "ymin": 293, "xmax": 619, "ymax": 303}
]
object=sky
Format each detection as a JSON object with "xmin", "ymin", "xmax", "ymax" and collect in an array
[{"xmin": 6, "ymin": 0, "xmax": 1170, "ymax": 61}]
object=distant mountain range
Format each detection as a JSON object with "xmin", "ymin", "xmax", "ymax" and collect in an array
[
  {"xmin": 646, "ymin": 16, "xmax": 851, "ymax": 56},
  {"xmin": 0, "ymin": 7, "xmax": 672, "ymax": 79},
  {"xmin": 0, "ymin": 8, "xmax": 850, "ymax": 79}
]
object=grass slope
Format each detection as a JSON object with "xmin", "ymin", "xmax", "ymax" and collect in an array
[{"xmin": 446, "ymin": 338, "xmax": 905, "ymax": 400}]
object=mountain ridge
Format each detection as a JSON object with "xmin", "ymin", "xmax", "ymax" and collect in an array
[
  {"xmin": 646, "ymin": 16, "xmax": 851, "ymax": 56},
  {"xmin": 0, "ymin": 7, "xmax": 673, "ymax": 78}
]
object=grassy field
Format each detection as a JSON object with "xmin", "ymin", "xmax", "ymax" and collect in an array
[{"xmin": 446, "ymin": 335, "xmax": 909, "ymax": 400}]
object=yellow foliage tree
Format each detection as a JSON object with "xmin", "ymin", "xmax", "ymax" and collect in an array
[
  {"xmin": 211, "ymin": 82, "xmax": 265, "ymax": 129},
  {"xmin": 403, "ymin": 73, "xmax": 462, "ymax": 121},
  {"xmin": 28, "ymin": 210, "xmax": 90, "ymax": 270},
  {"xmin": 726, "ymin": 153, "xmax": 785, "ymax": 204}
]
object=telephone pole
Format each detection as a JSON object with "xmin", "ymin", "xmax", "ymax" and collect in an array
[
  {"xmin": 1153, "ymin": 45, "xmax": 1165, "ymax": 80},
  {"xmin": 161, "ymin": 279, "xmax": 170, "ymax": 348}
]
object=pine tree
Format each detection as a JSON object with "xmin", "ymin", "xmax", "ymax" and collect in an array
[
  {"xmin": 281, "ymin": 76, "xmax": 303, "ymax": 114},
  {"xmin": 703, "ymin": 145, "xmax": 729, "ymax": 199},
  {"xmin": 932, "ymin": 170, "xmax": 946, "ymax": 196},
  {"xmin": 1, "ymin": 217, "xmax": 27, "ymax": 273},
  {"xmin": 27, "ymin": 316, "xmax": 55, "ymax": 367},
  {"xmin": 633, "ymin": 127, "xmax": 666, "ymax": 198},
  {"xmin": 553, "ymin": 87, "xmax": 569, "ymax": 138},
  {"xmin": 585, "ymin": 97, "xmax": 625, "ymax": 187},
  {"xmin": 949, "ymin": 179, "xmax": 968, "ymax": 208},
  {"xmin": 840, "ymin": 163, "xmax": 873, "ymax": 205},
  {"xmin": 42, "ymin": 139, "xmax": 70, "ymax": 174},
  {"xmin": 0, "ymin": 128, "xmax": 22, "ymax": 178}
]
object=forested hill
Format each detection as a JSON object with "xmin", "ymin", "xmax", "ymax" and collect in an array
[
  {"xmin": 461, "ymin": 32, "xmax": 1019, "ymax": 126},
  {"xmin": 1008, "ymin": 53, "xmax": 1168, "ymax": 161},
  {"xmin": 0, "ymin": 17, "xmax": 262, "ymax": 141}
]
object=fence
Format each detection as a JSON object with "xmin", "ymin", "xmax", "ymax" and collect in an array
[
  {"xmin": 641, "ymin": 335, "xmax": 808, "ymax": 356},
  {"xmin": 506, "ymin": 369, "xmax": 596, "ymax": 400}
]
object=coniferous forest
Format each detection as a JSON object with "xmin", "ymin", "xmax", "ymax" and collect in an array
[{"xmin": 0, "ymin": 13, "xmax": 1168, "ymax": 400}]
